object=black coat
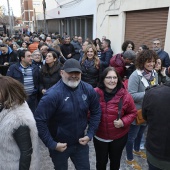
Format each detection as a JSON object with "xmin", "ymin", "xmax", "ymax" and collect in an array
[
  {"xmin": 142, "ymin": 82, "xmax": 170, "ymax": 161},
  {"xmin": 81, "ymin": 62, "xmax": 100, "ymax": 88},
  {"xmin": 0, "ymin": 48, "xmax": 18, "ymax": 75},
  {"xmin": 60, "ymin": 44, "xmax": 75, "ymax": 59},
  {"xmin": 39, "ymin": 62, "xmax": 61, "ymax": 94}
]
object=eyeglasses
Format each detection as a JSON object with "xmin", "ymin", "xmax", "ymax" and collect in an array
[
  {"xmin": 105, "ymin": 76, "xmax": 118, "ymax": 80},
  {"xmin": 34, "ymin": 54, "xmax": 41, "ymax": 56}
]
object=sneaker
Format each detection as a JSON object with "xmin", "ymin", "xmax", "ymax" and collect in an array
[
  {"xmin": 126, "ymin": 159, "xmax": 142, "ymax": 170},
  {"xmin": 133, "ymin": 150, "xmax": 147, "ymax": 159},
  {"xmin": 140, "ymin": 144, "xmax": 145, "ymax": 150}
]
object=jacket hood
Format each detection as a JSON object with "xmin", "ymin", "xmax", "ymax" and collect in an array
[{"xmin": 0, "ymin": 46, "xmax": 13, "ymax": 55}]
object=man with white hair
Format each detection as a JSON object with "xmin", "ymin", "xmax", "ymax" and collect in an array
[
  {"xmin": 152, "ymin": 38, "xmax": 170, "ymax": 67},
  {"xmin": 35, "ymin": 59, "xmax": 101, "ymax": 170}
]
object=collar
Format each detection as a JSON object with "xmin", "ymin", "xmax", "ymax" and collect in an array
[
  {"xmin": 20, "ymin": 62, "xmax": 30, "ymax": 69},
  {"xmin": 136, "ymin": 69, "xmax": 157, "ymax": 87}
]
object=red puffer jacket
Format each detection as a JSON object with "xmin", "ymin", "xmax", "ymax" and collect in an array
[
  {"xmin": 95, "ymin": 87, "xmax": 137, "ymax": 140},
  {"xmin": 109, "ymin": 53, "xmax": 125, "ymax": 79}
]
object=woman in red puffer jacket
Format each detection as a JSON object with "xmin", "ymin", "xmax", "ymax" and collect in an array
[{"xmin": 94, "ymin": 66, "xmax": 137, "ymax": 170}]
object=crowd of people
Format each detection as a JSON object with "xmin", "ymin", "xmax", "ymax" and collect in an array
[{"xmin": 0, "ymin": 31, "xmax": 170, "ymax": 170}]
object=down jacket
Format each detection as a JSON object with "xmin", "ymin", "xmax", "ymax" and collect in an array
[
  {"xmin": 109, "ymin": 53, "xmax": 125, "ymax": 78},
  {"xmin": 95, "ymin": 87, "xmax": 137, "ymax": 140}
]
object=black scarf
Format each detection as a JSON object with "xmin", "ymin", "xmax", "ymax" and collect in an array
[{"xmin": 104, "ymin": 87, "xmax": 118, "ymax": 102}]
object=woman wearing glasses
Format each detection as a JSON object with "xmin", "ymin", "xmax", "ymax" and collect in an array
[
  {"xmin": 32, "ymin": 50, "xmax": 43, "ymax": 69},
  {"xmin": 94, "ymin": 67, "xmax": 137, "ymax": 170}
]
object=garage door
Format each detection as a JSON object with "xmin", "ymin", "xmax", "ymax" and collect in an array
[{"xmin": 125, "ymin": 8, "xmax": 169, "ymax": 51}]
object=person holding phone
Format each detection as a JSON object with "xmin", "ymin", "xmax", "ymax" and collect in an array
[
  {"xmin": 155, "ymin": 58, "xmax": 166, "ymax": 84},
  {"xmin": 93, "ymin": 67, "xmax": 137, "ymax": 170}
]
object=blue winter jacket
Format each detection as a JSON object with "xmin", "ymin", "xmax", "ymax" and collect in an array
[
  {"xmin": 100, "ymin": 48, "xmax": 113, "ymax": 70},
  {"xmin": 157, "ymin": 50, "xmax": 170, "ymax": 67},
  {"xmin": 34, "ymin": 80, "xmax": 101, "ymax": 150}
]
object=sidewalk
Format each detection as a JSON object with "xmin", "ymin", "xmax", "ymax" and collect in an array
[
  {"xmin": 68, "ymin": 140, "xmax": 148, "ymax": 170},
  {"xmin": 42, "ymin": 138, "xmax": 148, "ymax": 169}
]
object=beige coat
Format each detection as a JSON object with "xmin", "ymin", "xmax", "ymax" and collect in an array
[{"xmin": 0, "ymin": 102, "xmax": 54, "ymax": 170}]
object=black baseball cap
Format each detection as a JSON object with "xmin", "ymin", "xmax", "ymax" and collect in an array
[{"xmin": 62, "ymin": 59, "xmax": 82, "ymax": 73}]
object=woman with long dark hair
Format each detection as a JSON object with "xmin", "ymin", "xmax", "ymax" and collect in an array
[
  {"xmin": 155, "ymin": 58, "xmax": 166, "ymax": 84},
  {"xmin": 94, "ymin": 67, "xmax": 137, "ymax": 170},
  {"xmin": 93, "ymin": 38, "xmax": 102, "ymax": 57},
  {"xmin": 39, "ymin": 51, "xmax": 62, "ymax": 95}
]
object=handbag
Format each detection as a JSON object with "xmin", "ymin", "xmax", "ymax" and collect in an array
[{"xmin": 136, "ymin": 109, "xmax": 145, "ymax": 125}]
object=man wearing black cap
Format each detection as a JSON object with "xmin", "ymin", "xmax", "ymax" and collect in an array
[{"xmin": 34, "ymin": 59, "xmax": 101, "ymax": 170}]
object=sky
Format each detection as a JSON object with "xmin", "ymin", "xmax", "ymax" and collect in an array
[{"xmin": 0, "ymin": 0, "xmax": 21, "ymax": 17}]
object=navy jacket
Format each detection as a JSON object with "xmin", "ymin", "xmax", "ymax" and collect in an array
[
  {"xmin": 6, "ymin": 62, "xmax": 39, "ymax": 92},
  {"xmin": 157, "ymin": 50, "xmax": 170, "ymax": 67},
  {"xmin": 0, "ymin": 47, "xmax": 18, "ymax": 75},
  {"xmin": 100, "ymin": 48, "xmax": 113, "ymax": 70},
  {"xmin": 0, "ymin": 47, "xmax": 18, "ymax": 65},
  {"xmin": 34, "ymin": 80, "xmax": 101, "ymax": 149}
]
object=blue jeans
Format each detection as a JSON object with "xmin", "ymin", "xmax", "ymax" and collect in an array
[
  {"xmin": 148, "ymin": 160, "xmax": 162, "ymax": 170},
  {"xmin": 126, "ymin": 124, "xmax": 146, "ymax": 160},
  {"xmin": 49, "ymin": 143, "xmax": 90, "ymax": 170}
]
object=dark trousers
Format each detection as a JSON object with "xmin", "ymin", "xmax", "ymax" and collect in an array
[
  {"xmin": 27, "ymin": 94, "xmax": 37, "ymax": 114},
  {"xmin": 49, "ymin": 143, "xmax": 90, "ymax": 170},
  {"xmin": 93, "ymin": 133, "xmax": 128, "ymax": 170},
  {"xmin": 148, "ymin": 160, "xmax": 162, "ymax": 170}
]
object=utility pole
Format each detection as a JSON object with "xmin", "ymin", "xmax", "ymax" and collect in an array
[
  {"xmin": 43, "ymin": 0, "xmax": 47, "ymax": 34},
  {"xmin": 7, "ymin": 0, "xmax": 12, "ymax": 36},
  {"xmin": 11, "ymin": 8, "xmax": 15, "ymax": 35}
]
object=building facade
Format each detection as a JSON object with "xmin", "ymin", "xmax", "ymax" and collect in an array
[
  {"xmin": 21, "ymin": 0, "xmax": 34, "ymax": 27},
  {"xmin": 96, "ymin": 0, "xmax": 170, "ymax": 54},
  {"xmin": 36, "ymin": 0, "xmax": 96, "ymax": 40}
]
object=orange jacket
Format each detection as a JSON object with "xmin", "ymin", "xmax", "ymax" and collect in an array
[{"xmin": 28, "ymin": 42, "xmax": 39, "ymax": 53}]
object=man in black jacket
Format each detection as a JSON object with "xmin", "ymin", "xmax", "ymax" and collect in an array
[
  {"xmin": 60, "ymin": 36, "xmax": 75, "ymax": 59},
  {"xmin": 100, "ymin": 39, "xmax": 113, "ymax": 70},
  {"xmin": 142, "ymin": 83, "xmax": 170, "ymax": 170},
  {"xmin": 0, "ymin": 44, "xmax": 18, "ymax": 75}
]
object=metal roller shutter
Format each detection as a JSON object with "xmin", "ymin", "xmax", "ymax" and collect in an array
[{"xmin": 125, "ymin": 8, "xmax": 169, "ymax": 51}]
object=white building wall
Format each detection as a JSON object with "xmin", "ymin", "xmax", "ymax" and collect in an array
[
  {"xmin": 33, "ymin": 0, "xmax": 43, "ymax": 13},
  {"xmin": 97, "ymin": 0, "xmax": 170, "ymax": 54},
  {"xmin": 37, "ymin": 0, "xmax": 97, "ymax": 38}
]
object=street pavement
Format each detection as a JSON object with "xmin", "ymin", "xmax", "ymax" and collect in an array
[{"xmin": 44, "ymin": 139, "xmax": 148, "ymax": 170}]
